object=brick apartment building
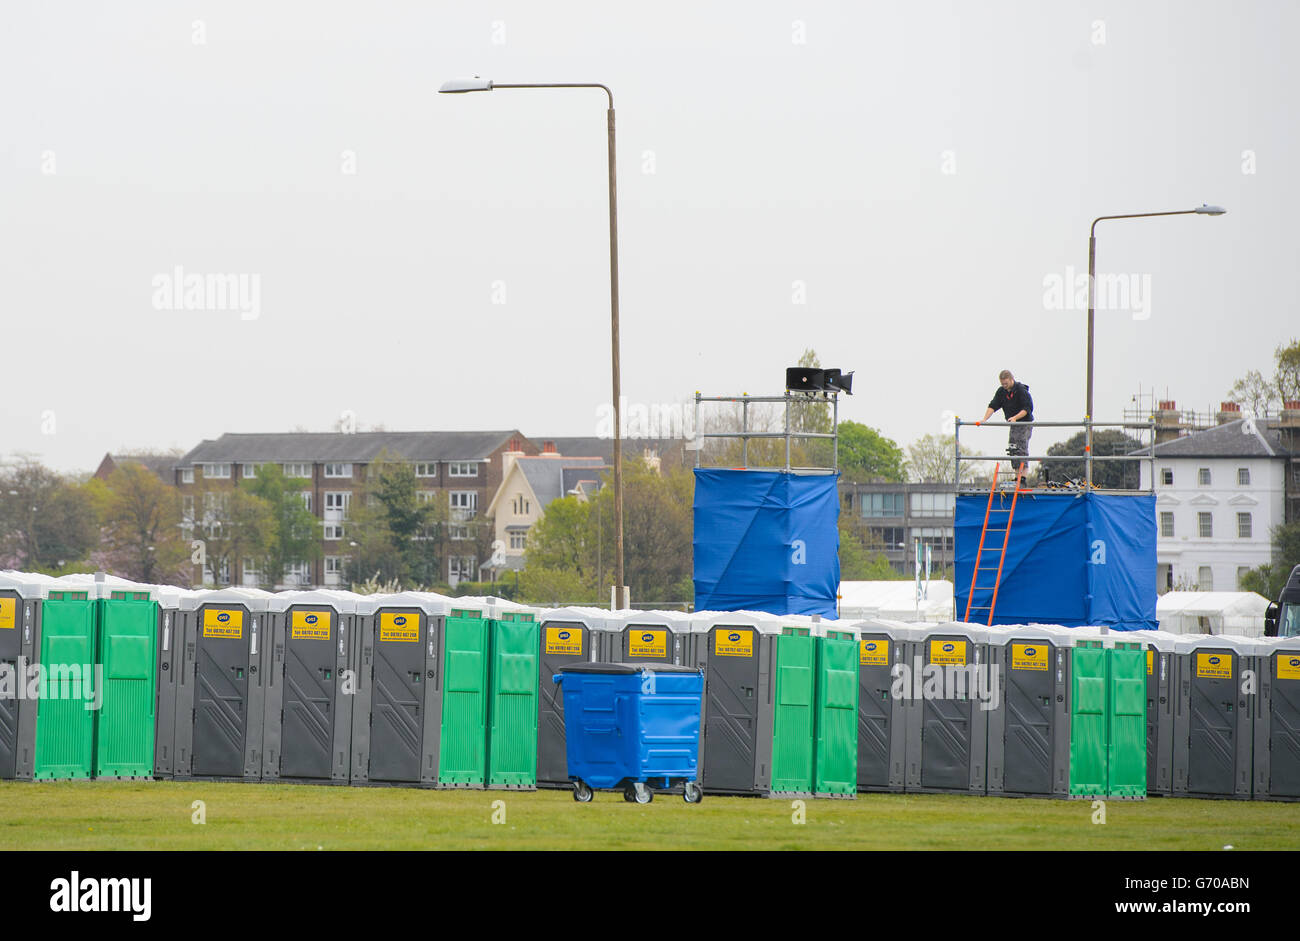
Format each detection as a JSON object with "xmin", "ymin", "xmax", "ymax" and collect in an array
[{"xmin": 174, "ymin": 431, "xmax": 539, "ymax": 587}]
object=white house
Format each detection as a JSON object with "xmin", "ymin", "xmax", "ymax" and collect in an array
[{"xmin": 1138, "ymin": 418, "xmax": 1289, "ymax": 592}]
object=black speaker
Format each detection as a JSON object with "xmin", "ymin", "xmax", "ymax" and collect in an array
[
  {"xmin": 786, "ymin": 367, "xmax": 824, "ymax": 392},
  {"xmin": 824, "ymin": 369, "xmax": 854, "ymax": 395}
]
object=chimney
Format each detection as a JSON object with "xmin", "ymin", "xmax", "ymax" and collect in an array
[
  {"xmin": 1280, "ymin": 400, "xmax": 1300, "ymax": 429},
  {"xmin": 1154, "ymin": 400, "xmax": 1182, "ymax": 444},
  {"xmin": 1216, "ymin": 401, "xmax": 1241, "ymax": 425},
  {"xmin": 543, "ymin": 440, "xmax": 557, "ymax": 454}
]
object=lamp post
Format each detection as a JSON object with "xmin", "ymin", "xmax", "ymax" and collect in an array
[
  {"xmin": 1085, "ymin": 204, "xmax": 1225, "ymax": 484},
  {"xmin": 440, "ymin": 77, "xmax": 626, "ymax": 609}
]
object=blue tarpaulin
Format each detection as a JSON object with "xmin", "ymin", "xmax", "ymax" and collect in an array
[
  {"xmin": 955, "ymin": 492, "xmax": 1156, "ymax": 630},
  {"xmin": 693, "ymin": 469, "xmax": 840, "ymax": 618}
]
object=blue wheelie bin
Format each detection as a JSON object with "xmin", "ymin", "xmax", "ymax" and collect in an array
[{"xmin": 552, "ymin": 662, "xmax": 704, "ymax": 804}]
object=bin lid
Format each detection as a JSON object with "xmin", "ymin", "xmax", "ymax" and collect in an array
[
  {"xmin": 555, "ymin": 661, "xmax": 702, "ymax": 675},
  {"xmin": 268, "ymin": 589, "xmax": 365, "ymax": 614},
  {"xmin": 180, "ymin": 587, "xmax": 276, "ymax": 612},
  {"xmin": 0, "ymin": 570, "xmax": 64, "ymax": 598}
]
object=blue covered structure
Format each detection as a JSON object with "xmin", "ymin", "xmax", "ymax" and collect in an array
[
  {"xmin": 692, "ymin": 469, "xmax": 840, "ymax": 618},
  {"xmin": 955, "ymin": 491, "xmax": 1157, "ymax": 630}
]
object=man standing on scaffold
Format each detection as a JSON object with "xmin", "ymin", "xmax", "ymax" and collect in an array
[{"xmin": 977, "ymin": 369, "xmax": 1034, "ymax": 489}]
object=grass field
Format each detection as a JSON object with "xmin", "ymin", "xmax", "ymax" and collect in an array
[{"xmin": 3, "ymin": 780, "xmax": 1300, "ymax": 850}]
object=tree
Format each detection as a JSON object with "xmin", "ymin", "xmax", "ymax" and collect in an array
[
  {"xmin": 183, "ymin": 482, "xmax": 275, "ymax": 587},
  {"xmin": 344, "ymin": 454, "xmax": 441, "ymax": 587},
  {"xmin": 1240, "ymin": 521, "xmax": 1300, "ymax": 599},
  {"xmin": 87, "ymin": 463, "xmax": 187, "ymax": 583},
  {"xmin": 837, "ymin": 421, "xmax": 905, "ymax": 483},
  {"xmin": 0, "ymin": 458, "xmax": 98, "ymax": 572},
  {"xmin": 1043, "ymin": 429, "xmax": 1144, "ymax": 489},
  {"xmin": 905, "ymin": 434, "xmax": 980, "ymax": 484},
  {"xmin": 1228, "ymin": 369, "xmax": 1279, "ymax": 416},
  {"xmin": 1277, "ymin": 339, "xmax": 1300, "ymax": 404},
  {"xmin": 838, "ymin": 516, "xmax": 907, "ymax": 580},
  {"xmin": 241, "ymin": 464, "xmax": 321, "ymax": 587},
  {"xmin": 1228, "ymin": 337, "xmax": 1300, "ymax": 411}
]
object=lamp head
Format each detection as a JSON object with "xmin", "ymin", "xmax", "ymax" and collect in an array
[
  {"xmin": 1194, "ymin": 204, "xmax": 1227, "ymax": 216},
  {"xmin": 439, "ymin": 77, "xmax": 494, "ymax": 94}
]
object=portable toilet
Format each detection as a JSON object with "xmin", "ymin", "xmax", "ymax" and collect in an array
[
  {"xmin": 768, "ymin": 616, "xmax": 818, "ymax": 798},
  {"xmin": 57, "ymin": 574, "xmax": 177, "ymax": 781},
  {"xmin": 173, "ymin": 587, "xmax": 276, "ymax": 782},
  {"xmin": 812, "ymin": 618, "xmax": 860, "ymax": 798},
  {"xmin": 29, "ymin": 576, "xmax": 101, "ymax": 780},
  {"xmin": 611, "ymin": 610, "xmax": 691, "ymax": 665},
  {"xmin": 1172, "ymin": 635, "xmax": 1252, "ymax": 799},
  {"xmin": 851, "ymin": 618, "xmax": 908, "ymax": 793},
  {"xmin": 0, "ymin": 571, "xmax": 60, "ymax": 780},
  {"xmin": 350, "ymin": 591, "xmax": 493, "ymax": 788},
  {"xmin": 263, "ymin": 589, "xmax": 362, "ymax": 785},
  {"xmin": 1126, "ymin": 628, "xmax": 1180, "ymax": 796},
  {"xmin": 985, "ymin": 624, "xmax": 1070, "ymax": 799},
  {"xmin": 150, "ymin": 582, "xmax": 192, "ymax": 780},
  {"xmin": 900, "ymin": 622, "xmax": 991, "ymax": 795},
  {"xmin": 536, "ymin": 607, "xmax": 618, "ymax": 788},
  {"xmin": 1252, "ymin": 636, "xmax": 1300, "ymax": 801},
  {"xmin": 687, "ymin": 610, "xmax": 780, "ymax": 796},
  {"xmin": 475, "ymin": 595, "xmax": 540, "ymax": 790}
]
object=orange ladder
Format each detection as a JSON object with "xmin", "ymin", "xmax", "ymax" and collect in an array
[{"xmin": 963, "ymin": 461, "xmax": 1029, "ymax": 625}]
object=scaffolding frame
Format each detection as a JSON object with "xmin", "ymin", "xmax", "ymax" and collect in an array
[
  {"xmin": 953, "ymin": 418, "xmax": 1157, "ymax": 494},
  {"xmin": 693, "ymin": 392, "xmax": 840, "ymax": 473}
]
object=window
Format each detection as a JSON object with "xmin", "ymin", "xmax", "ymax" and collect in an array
[
  {"xmin": 300, "ymin": 492, "xmax": 312, "ymax": 511},
  {"xmin": 325, "ymin": 557, "xmax": 342, "ymax": 574},
  {"xmin": 448, "ymin": 556, "xmax": 477, "ymax": 582},
  {"xmin": 861, "ymin": 492, "xmax": 905, "ymax": 518},
  {"xmin": 1198, "ymin": 566, "xmax": 1214, "ymax": 591},
  {"xmin": 203, "ymin": 463, "xmax": 231, "ymax": 479},
  {"xmin": 1238, "ymin": 566, "xmax": 1251, "ymax": 590},
  {"xmin": 449, "ymin": 524, "xmax": 470, "ymax": 540},
  {"xmin": 1198, "ymin": 467, "xmax": 1211, "ymax": 486},
  {"xmin": 324, "ymin": 463, "xmax": 352, "ymax": 478},
  {"xmin": 415, "ymin": 463, "xmax": 438, "ymax": 477},
  {"xmin": 180, "ymin": 468, "xmax": 194, "ymax": 484},
  {"xmin": 1238, "ymin": 467, "xmax": 1250, "ymax": 486},
  {"xmin": 1161, "ymin": 468, "xmax": 1173, "ymax": 486},
  {"xmin": 323, "ymin": 523, "xmax": 345, "ymax": 540},
  {"xmin": 1160, "ymin": 512, "xmax": 1174, "ymax": 538},
  {"xmin": 181, "ymin": 494, "xmax": 195, "ymax": 519},
  {"xmin": 1237, "ymin": 512, "xmax": 1252, "ymax": 538},
  {"xmin": 241, "ymin": 561, "xmax": 260, "ymax": 587},
  {"xmin": 869, "ymin": 527, "xmax": 906, "ymax": 548},
  {"xmin": 1198, "ymin": 512, "xmax": 1213, "ymax": 538},
  {"xmin": 450, "ymin": 491, "xmax": 478, "ymax": 517},
  {"xmin": 449, "ymin": 462, "xmax": 479, "ymax": 477},
  {"xmin": 241, "ymin": 463, "xmax": 259, "ymax": 478},
  {"xmin": 914, "ymin": 527, "xmax": 955, "ymax": 552},
  {"xmin": 910, "ymin": 492, "xmax": 956, "ymax": 518},
  {"xmin": 417, "ymin": 491, "xmax": 439, "ymax": 504},
  {"xmin": 283, "ymin": 463, "xmax": 311, "ymax": 479},
  {"xmin": 511, "ymin": 493, "xmax": 532, "ymax": 516},
  {"xmin": 324, "ymin": 491, "xmax": 350, "ymax": 513},
  {"xmin": 509, "ymin": 532, "xmax": 527, "ymax": 550},
  {"xmin": 285, "ymin": 561, "xmax": 312, "ymax": 586},
  {"xmin": 842, "ymin": 492, "xmax": 853, "ymax": 511}
]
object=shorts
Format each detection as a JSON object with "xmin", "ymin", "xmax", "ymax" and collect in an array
[{"xmin": 1008, "ymin": 423, "xmax": 1032, "ymax": 459}]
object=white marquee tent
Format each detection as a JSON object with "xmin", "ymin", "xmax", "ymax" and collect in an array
[
  {"xmin": 1155, "ymin": 591, "xmax": 1271, "ymax": 636},
  {"xmin": 839, "ymin": 579, "xmax": 954, "ymax": 623}
]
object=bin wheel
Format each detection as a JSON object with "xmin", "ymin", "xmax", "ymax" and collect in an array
[
  {"xmin": 572, "ymin": 781, "xmax": 593, "ymax": 803},
  {"xmin": 625, "ymin": 782, "xmax": 653, "ymax": 804},
  {"xmin": 683, "ymin": 782, "xmax": 703, "ymax": 804}
]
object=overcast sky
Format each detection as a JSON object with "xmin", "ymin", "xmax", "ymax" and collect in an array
[{"xmin": 2, "ymin": 1, "xmax": 1294, "ymax": 472}]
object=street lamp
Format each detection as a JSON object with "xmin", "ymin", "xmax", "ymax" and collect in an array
[
  {"xmin": 1085, "ymin": 204, "xmax": 1226, "ymax": 484},
  {"xmin": 440, "ymin": 76, "xmax": 627, "ymax": 609}
]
